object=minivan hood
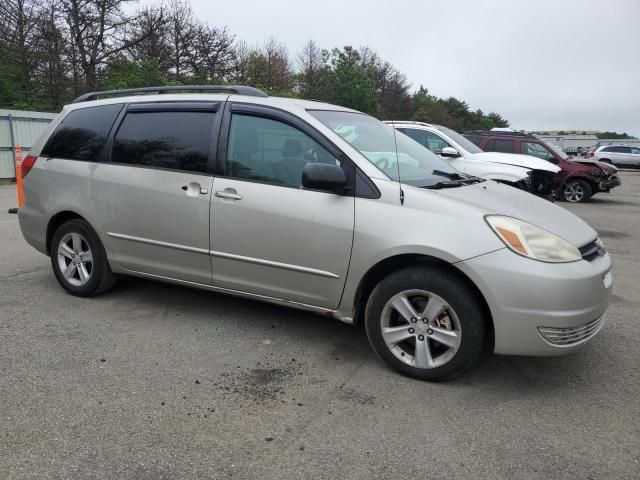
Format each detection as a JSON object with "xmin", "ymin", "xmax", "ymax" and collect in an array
[
  {"xmin": 429, "ymin": 181, "xmax": 597, "ymax": 247},
  {"xmin": 473, "ymin": 152, "xmax": 561, "ymax": 174}
]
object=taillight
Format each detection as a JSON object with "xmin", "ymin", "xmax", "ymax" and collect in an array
[{"xmin": 21, "ymin": 155, "xmax": 37, "ymax": 178}]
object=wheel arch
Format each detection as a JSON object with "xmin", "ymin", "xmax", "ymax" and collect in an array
[
  {"xmin": 351, "ymin": 253, "xmax": 494, "ymax": 348},
  {"xmin": 46, "ymin": 211, "xmax": 92, "ymax": 255},
  {"xmin": 562, "ymin": 175, "xmax": 598, "ymax": 191}
]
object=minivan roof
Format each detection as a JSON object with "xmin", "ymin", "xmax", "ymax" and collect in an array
[{"xmin": 63, "ymin": 93, "xmax": 360, "ymax": 115}]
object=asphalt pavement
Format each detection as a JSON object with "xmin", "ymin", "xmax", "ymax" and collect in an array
[{"xmin": 1, "ymin": 173, "xmax": 639, "ymax": 479}]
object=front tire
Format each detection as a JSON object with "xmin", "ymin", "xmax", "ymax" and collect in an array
[
  {"xmin": 50, "ymin": 219, "xmax": 117, "ymax": 297},
  {"xmin": 364, "ymin": 266, "xmax": 487, "ymax": 381},
  {"xmin": 562, "ymin": 179, "xmax": 592, "ymax": 203}
]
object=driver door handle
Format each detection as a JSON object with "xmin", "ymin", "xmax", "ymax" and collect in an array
[{"xmin": 215, "ymin": 189, "xmax": 243, "ymax": 200}]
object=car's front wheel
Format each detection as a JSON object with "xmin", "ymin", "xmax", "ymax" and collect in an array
[
  {"xmin": 50, "ymin": 219, "xmax": 117, "ymax": 297},
  {"xmin": 364, "ymin": 266, "xmax": 487, "ymax": 381},
  {"xmin": 562, "ymin": 179, "xmax": 593, "ymax": 203}
]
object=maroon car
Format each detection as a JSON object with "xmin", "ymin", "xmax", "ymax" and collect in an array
[{"xmin": 464, "ymin": 131, "xmax": 621, "ymax": 203}]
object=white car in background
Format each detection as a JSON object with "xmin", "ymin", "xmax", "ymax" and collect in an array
[
  {"xmin": 594, "ymin": 145, "xmax": 640, "ymax": 168},
  {"xmin": 387, "ymin": 121, "xmax": 561, "ymax": 197}
]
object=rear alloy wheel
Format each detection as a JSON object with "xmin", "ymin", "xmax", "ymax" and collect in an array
[
  {"xmin": 51, "ymin": 219, "xmax": 117, "ymax": 296},
  {"xmin": 563, "ymin": 179, "xmax": 592, "ymax": 203},
  {"xmin": 365, "ymin": 266, "xmax": 486, "ymax": 381}
]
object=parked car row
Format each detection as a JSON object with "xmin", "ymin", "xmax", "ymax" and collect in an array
[
  {"xmin": 385, "ymin": 122, "xmax": 558, "ymax": 199},
  {"xmin": 461, "ymin": 130, "xmax": 621, "ymax": 203},
  {"xmin": 17, "ymin": 86, "xmax": 612, "ymax": 381}
]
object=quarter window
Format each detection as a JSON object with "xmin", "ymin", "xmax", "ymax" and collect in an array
[
  {"xmin": 42, "ymin": 104, "xmax": 123, "ymax": 161},
  {"xmin": 111, "ymin": 111, "xmax": 215, "ymax": 172},
  {"xmin": 226, "ymin": 114, "xmax": 340, "ymax": 187}
]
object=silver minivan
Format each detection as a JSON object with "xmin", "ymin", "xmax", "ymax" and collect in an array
[{"xmin": 18, "ymin": 86, "xmax": 612, "ymax": 381}]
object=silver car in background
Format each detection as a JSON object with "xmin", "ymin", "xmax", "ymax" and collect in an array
[
  {"xmin": 17, "ymin": 85, "xmax": 612, "ymax": 381},
  {"xmin": 594, "ymin": 145, "xmax": 640, "ymax": 167}
]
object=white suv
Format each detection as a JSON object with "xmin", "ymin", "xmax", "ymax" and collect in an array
[
  {"xmin": 387, "ymin": 121, "xmax": 560, "ymax": 197},
  {"xmin": 594, "ymin": 145, "xmax": 640, "ymax": 168}
]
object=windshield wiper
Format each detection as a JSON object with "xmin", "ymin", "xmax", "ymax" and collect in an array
[
  {"xmin": 422, "ymin": 181, "xmax": 465, "ymax": 190},
  {"xmin": 432, "ymin": 169, "xmax": 464, "ymax": 180},
  {"xmin": 459, "ymin": 176, "xmax": 485, "ymax": 184}
]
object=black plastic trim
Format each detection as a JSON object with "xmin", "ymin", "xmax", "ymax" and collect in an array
[{"xmin": 126, "ymin": 101, "xmax": 220, "ymax": 112}]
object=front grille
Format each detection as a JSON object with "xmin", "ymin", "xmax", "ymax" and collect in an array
[
  {"xmin": 538, "ymin": 315, "xmax": 605, "ymax": 346},
  {"xmin": 579, "ymin": 240, "xmax": 600, "ymax": 261}
]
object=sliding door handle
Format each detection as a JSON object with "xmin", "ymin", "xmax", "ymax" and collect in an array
[{"xmin": 215, "ymin": 189, "xmax": 243, "ymax": 200}]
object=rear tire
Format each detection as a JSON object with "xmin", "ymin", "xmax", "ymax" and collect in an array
[
  {"xmin": 562, "ymin": 179, "xmax": 592, "ymax": 203},
  {"xmin": 50, "ymin": 219, "xmax": 117, "ymax": 297},
  {"xmin": 364, "ymin": 266, "xmax": 487, "ymax": 381}
]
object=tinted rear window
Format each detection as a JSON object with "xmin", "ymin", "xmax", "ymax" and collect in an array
[
  {"xmin": 42, "ymin": 104, "xmax": 123, "ymax": 160},
  {"xmin": 111, "ymin": 111, "xmax": 215, "ymax": 172}
]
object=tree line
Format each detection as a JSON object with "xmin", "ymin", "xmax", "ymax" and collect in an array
[{"xmin": 0, "ymin": 0, "xmax": 510, "ymax": 131}]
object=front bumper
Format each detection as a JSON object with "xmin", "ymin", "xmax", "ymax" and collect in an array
[
  {"xmin": 599, "ymin": 175, "xmax": 621, "ymax": 191},
  {"xmin": 455, "ymin": 247, "xmax": 612, "ymax": 356}
]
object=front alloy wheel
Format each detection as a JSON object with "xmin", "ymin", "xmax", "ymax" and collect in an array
[
  {"xmin": 563, "ymin": 179, "xmax": 592, "ymax": 203},
  {"xmin": 381, "ymin": 290, "xmax": 461, "ymax": 369},
  {"xmin": 365, "ymin": 266, "xmax": 486, "ymax": 381}
]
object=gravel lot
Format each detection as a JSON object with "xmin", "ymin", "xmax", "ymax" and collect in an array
[{"xmin": 1, "ymin": 173, "xmax": 639, "ymax": 479}]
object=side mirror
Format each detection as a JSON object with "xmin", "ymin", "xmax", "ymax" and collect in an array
[
  {"xmin": 441, "ymin": 146, "xmax": 461, "ymax": 158},
  {"xmin": 302, "ymin": 163, "xmax": 347, "ymax": 193}
]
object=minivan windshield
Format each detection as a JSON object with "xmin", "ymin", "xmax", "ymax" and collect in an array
[
  {"xmin": 309, "ymin": 110, "xmax": 468, "ymax": 187},
  {"xmin": 434, "ymin": 125, "xmax": 484, "ymax": 154}
]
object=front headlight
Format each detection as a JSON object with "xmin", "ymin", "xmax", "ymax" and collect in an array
[{"xmin": 485, "ymin": 215, "xmax": 581, "ymax": 263}]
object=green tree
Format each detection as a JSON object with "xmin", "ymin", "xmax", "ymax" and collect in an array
[
  {"xmin": 487, "ymin": 112, "xmax": 509, "ymax": 128},
  {"xmin": 596, "ymin": 132, "xmax": 635, "ymax": 139},
  {"xmin": 103, "ymin": 57, "xmax": 166, "ymax": 90},
  {"xmin": 330, "ymin": 46, "xmax": 377, "ymax": 115}
]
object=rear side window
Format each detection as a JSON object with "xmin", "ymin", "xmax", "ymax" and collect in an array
[
  {"xmin": 484, "ymin": 139, "xmax": 514, "ymax": 153},
  {"xmin": 111, "ymin": 111, "xmax": 215, "ymax": 173},
  {"xmin": 42, "ymin": 104, "xmax": 123, "ymax": 161}
]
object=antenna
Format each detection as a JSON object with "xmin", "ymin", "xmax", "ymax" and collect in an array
[{"xmin": 389, "ymin": 121, "xmax": 404, "ymax": 205}]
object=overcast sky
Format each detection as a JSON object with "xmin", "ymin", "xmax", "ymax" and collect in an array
[{"xmin": 142, "ymin": 0, "xmax": 640, "ymax": 135}]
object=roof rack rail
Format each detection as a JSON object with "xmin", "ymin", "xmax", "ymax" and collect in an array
[
  {"xmin": 464, "ymin": 130, "xmax": 536, "ymax": 138},
  {"xmin": 72, "ymin": 85, "xmax": 268, "ymax": 103}
]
